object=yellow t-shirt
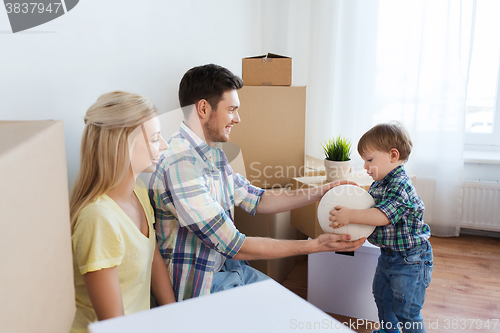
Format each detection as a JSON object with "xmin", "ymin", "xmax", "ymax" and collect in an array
[{"xmin": 71, "ymin": 186, "xmax": 156, "ymax": 333}]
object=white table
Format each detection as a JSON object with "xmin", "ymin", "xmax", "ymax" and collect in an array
[{"xmin": 89, "ymin": 279, "xmax": 355, "ymax": 333}]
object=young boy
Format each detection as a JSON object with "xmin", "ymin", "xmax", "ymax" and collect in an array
[{"xmin": 330, "ymin": 122, "xmax": 433, "ymax": 333}]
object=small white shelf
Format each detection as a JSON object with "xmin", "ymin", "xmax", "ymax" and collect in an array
[{"xmin": 463, "ymin": 151, "xmax": 500, "ymax": 164}]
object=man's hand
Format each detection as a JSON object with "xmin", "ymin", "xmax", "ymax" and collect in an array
[
  {"xmin": 329, "ymin": 205, "xmax": 351, "ymax": 229},
  {"xmin": 233, "ymin": 234, "xmax": 366, "ymax": 260},
  {"xmin": 312, "ymin": 233, "xmax": 365, "ymax": 252},
  {"xmin": 320, "ymin": 180, "xmax": 359, "ymax": 197},
  {"xmin": 256, "ymin": 180, "xmax": 360, "ymax": 215}
]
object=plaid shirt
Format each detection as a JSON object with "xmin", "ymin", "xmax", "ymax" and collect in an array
[
  {"xmin": 149, "ymin": 123, "xmax": 264, "ymax": 301},
  {"xmin": 368, "ymin": 165, "xmax": 430, "ymax": 251}
]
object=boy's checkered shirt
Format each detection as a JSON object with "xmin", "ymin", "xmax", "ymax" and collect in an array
[{"xmin": 368, "ymin": 165, "xmax": 430, "ymax": 251}]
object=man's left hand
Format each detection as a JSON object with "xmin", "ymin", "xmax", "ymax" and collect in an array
[
  {"xmin": 321, "ymin": 180, "xmax": 359, "ymax": 196},
  {"xmin": 313, "ymin": 233, "xmax": 365, "ymax": 252}
]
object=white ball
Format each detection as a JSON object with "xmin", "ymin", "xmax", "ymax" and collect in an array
[{"xmin": 317, "ymin": 185, "xmax": 376, "ymax": 240}]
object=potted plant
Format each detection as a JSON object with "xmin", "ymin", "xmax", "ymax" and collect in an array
[{"xmin": 321, "ymin": 136, "xmax": 352, "ymax": 182}]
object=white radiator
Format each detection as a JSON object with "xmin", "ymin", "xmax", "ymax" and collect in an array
[{"xmin": 461, "ymin": 181, "xmax": 500, "ymax": 232}]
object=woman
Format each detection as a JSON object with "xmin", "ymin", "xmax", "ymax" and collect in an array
[{"xmin": 69, "ymin": 91, "xmax": 175, "ymax": 333}]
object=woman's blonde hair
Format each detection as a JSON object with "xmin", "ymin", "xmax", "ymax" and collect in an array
[{"xmin": 69, "ymin": 91, "xmax": 158, "ymax": 228}]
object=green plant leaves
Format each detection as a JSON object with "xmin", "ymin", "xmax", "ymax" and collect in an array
[{"xmin": 322, "ymin": 136, "xmax": 352, "ymax": 161}]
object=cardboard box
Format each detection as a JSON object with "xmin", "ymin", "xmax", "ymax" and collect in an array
[
  {"xmin": 233, "ymin": 189, "xmax": 301, "ymax": 283},
  {"xmin": 0, "ymin": 121, "xmax": 75, "ymax": 333},
  {"xmin": 290, "ymin": 174, "xmax": 417, "ymax": 238},
  {"xmin": 304, "ymin": 155, "xmax": 326, "ymax": 177},
  {"xmin": 231, "ymin": 86, "xmax": 306, "ymax": 188},
  {"xmin": 242, "ymin": 53, "xmax": 292, "ymax": 86}
]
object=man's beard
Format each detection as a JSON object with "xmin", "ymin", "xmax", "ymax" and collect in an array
[{"xmin": 204, "ymin": 111, "xmax": 228, "ymax": 143}]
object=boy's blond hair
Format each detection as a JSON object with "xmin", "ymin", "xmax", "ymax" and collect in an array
[{"xmin": 357, "ymin": 122, "xmax": 413, "ymax": 162}]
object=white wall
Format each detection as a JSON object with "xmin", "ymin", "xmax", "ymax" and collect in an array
[
  {"xmin": 0, "ymin": 0, "xmax": 262, "ymax": 186},
  {"xmin": 4, "ymin": 0, "xmax": 496, "ymax": 189},
  {"xmin": 259, "ymin": 1, "xmax": 500, "ymax": 184},
  {"xmin": 259, "ymin": 0, "xmax": 375, "ymax": 170}
]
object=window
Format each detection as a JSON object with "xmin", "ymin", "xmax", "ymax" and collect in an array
[{"xmin": 465, "ymin": 0, "xmax": 500, "ymax": 147}]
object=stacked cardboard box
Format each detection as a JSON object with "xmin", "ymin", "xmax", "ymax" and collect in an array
[
  {"xmin": 233, "ymin": 190, "xmax": 300, "ymax": 283},
  {"xmin": 0, "ymin": 121, "xmax": 75, "ymax": 333},
  {"xmin": 242, "ymin": 53, "xmax": 292, "ymax": 86},
  {"xmin": 232, "ymin": 55, "xmax": 305, "ymax": 282},
  {"xmin": 231, "ymin": 85, "xmax": 306, "ymax": 188}
]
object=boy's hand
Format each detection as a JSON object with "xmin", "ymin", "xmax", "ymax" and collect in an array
[{"xmin": 329, "ymin": 205, "xmax": 351, "ymax": 228}]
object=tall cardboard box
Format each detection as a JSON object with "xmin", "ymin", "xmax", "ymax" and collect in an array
[
  {"xmin": 0, "ymin": 121, "xmax": 75, "ymax": 333},
  {"xmin": 231, "ymin": 86, "xmax": 306, "ymax": 188},
  {"xmin": 233, "ymin": 188, "xmax": 301, "ymax": 283},
  {"xmin": 242, "ymin": 53, "xmax": 292, "ymax": 86}
]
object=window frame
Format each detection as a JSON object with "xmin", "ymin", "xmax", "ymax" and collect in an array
[
  {"xmin": 464, "ymin": 66, "xmax": 500, "ymax": 149},
  {"xmin": 464, "ymin": 0, "xmax": 500, "ymax": 149}
]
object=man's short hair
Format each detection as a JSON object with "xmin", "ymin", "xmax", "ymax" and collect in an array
[
  {"xmin": 357, "ymin": 122, "xmax": 413, "ymax": 162},
  {"xmin": 178, "ymin": 64, "xmax": 243, "ymax": 114}
]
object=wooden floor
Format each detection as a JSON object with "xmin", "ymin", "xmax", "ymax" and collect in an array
[{"xmin": 281, "ymin": 234, "xmax": 500, "ymax": 333}]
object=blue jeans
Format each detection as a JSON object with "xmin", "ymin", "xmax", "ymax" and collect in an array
[
  {"xmin": 210, "ymin": 259, "xmax": 270, "ymax": 293},
  {"xmin": 373, "ymin": 240, "xmax": 433, "ymax": 333}
]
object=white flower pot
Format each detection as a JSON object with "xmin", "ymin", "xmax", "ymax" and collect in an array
[{"xmin": 324, "ymin": 159, "xmax": 351, "ymax": 182}]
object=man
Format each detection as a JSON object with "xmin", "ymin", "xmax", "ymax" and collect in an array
[{"xmin": 149, "ymin": 64, "xmax": 364, "ymax": 301}]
